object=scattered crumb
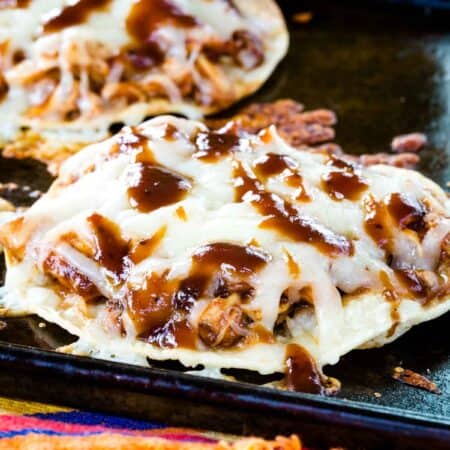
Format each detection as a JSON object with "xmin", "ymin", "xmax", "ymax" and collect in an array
[
  {"xmin": 373, "ymin": 392, "xmax": 382, "ymax": 398},
  {"xmin": 292, "ymin": 11, "xmax": 313, "ymax": 24},
  {"xmin": 0, "ymin": 321, "xmax": 6, "ymax": 331},
  {"xmin": 38, "ymin": 322, "xmax": 46, "ymax": 328},
  {"xmin": 392, "ymin": 367, "xmax": 441, "ymax": 394},
  {"xmin": 391, "ymin": 132, "xmax": 427, "ymax": 153}
]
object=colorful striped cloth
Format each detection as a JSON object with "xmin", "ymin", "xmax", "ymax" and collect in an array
[{"xmin": 0, "ymin": 397, "xmax": 304, "ymax": 449}]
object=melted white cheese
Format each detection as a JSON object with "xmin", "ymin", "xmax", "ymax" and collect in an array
[
  {"xmin": 0, "ymin": 116, "xmax": 449, "ymax": 376},
  {"xmin": 0, "ymin": 0, "xmax": 288, "ymax": 145}
]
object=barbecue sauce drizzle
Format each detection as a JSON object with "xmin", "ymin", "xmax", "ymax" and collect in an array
[
  {"xmin": 0, "ymin": 0, "xmax": 30, "ymax": 9},
  {"xmin": 121, "ymin": 128, "xmax": 192, "ymax": 213},
  {"xmin": 87, "ymin": 213, "xmax": 131, "ymax": 284},
  {"xmin": 285, "ymin": 344, "xmax": 327, "ymax": 394},
  {"xmin": 124, "ymin": 0, "xmax": 197, "ymax": 70},
  {"xmin": 193, "ymin": 122, "xmax": 241, "ymax": 163},
  {"xmin": 322, "ymin": 156, "xmax": 368, "ymax": 201},
  {"xmin": 233, "ymin": 161, "xmax": 353, "ymax": 257},
  {"xmin": 253, "ymin": 153, "xmax": 310, "ymax": 202},
  {"xmin": 43, "ymin": 0, "xmax": 112, "ymax": 33},
  {"xmin": 127, "ymin": 243, "xmax": 268, "ymax": 348}
]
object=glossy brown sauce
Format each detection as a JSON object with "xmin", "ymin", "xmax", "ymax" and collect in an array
[
  {"xmin": 43, "ymin": 251, "xmax": 101, "ymax": 301},
  {"xmin": 193, "ymin": 126, "xmax": 241, "ymax": 163},
  {"xmin": 364, "ymin": 196, "xmax": 392, "ymax": 252},
  {"xmin": 395, "ymin": 269, "xmax": 427, "ymax": 299},
  {"xmin": 127, "ymin": 0, "xmax": 196, "ymax": 42},
  {"xmin": 127, "ymin": 271, "xmax": 177, "ymax": 336},
  {"xmin": 285, "ymin": 343, "xmax": 327, "ymax": 394},
  {"xmin": 379, "ymin": 271, "xmax": 400, "ymax": 337},
  {"xmin": 0, "ymin": 0, "xmax": 30, "ymax": 9},
  {"xmin": 87, "ymin": 213, "xmax": 130, "ymax": 283},
  {"xmin": 125, "ymin": 0, "xmax": 197, "ymax": 70},
  {"xmin": 43, "ymin": 0, "xmax": 112, "ymax": 33},
  {"xmin": 127, "ymin": 243, "xmax": 268, "ymax": 349},
  {"xmin": 204, "ymin": 29, "xmax": 264, "ymax": 70},
  {"xmin": 365, "ymin": 193, "xmax": 428, "ymax": 253},
  {"xmin": 253, "ymin": 153, "xmax": 295, "ymax": 178},
  {"xmin": 234, "ymin": 162, "xmax": 353, "ymax": 257},
  {"xmin": 116, "ymin": 127, "xmax": 149, "ymax": 155},
  {"xmin": 130, "ymin": 226, "xmax": 167, "ymax": 265},
  {"xmin": 129, "ymin": 275, "xmax": 199, "ymax": 349},
  {"xmin": 253, "ymin": 153, "xmax": 311, "ymax": 202},
  {"xmin": 387, "ymin": 193, "xmax": 427, "ymax": 236},
  {"xmin": 163, "ymin": 123, "xmax": 180, "ymax": 141},
  {"xmin": 127, "ymin": 163, "xmax": 191, "ymax": 213},
  {"xmin": 122, "ymin": 37, "xmax": 164, "ymax": 71},
  {"xmin": 322, "ymin": 170, "xmax": 368, "ymax": 201},
  {"xmin": 0, "ymin": 72, "xmax": 9, "ymax": 103},
  {"xmin": 192, "ymin": 243, "xmax": 268, "ymax": 275},
  {"xmin": 175, "ymin": 243, "xmax": 267, "ymax": 310}
]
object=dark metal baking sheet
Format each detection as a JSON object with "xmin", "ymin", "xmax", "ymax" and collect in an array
[{"xmin": 0, "ymin": 2, "xmax": 449, "ymax": 449}]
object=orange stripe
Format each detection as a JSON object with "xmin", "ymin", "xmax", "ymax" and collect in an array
[{"xmin": 0, "ymin": 433, "xmax": 302, "ymax": 450}]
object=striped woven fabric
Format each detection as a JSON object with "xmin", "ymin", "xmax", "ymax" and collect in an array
[{"xmin": 0, "ymin": 397, "xmax": 304, "ymax": 449}]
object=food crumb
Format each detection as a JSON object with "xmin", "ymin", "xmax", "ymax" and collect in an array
[
  {"xmin": 392, "ymin": 366, "xmax": 441, "ymax": 394},
  {"xmin": 38, "ymin": 322, "xmax": 46, "ymax": 328},
  {"xmin": 292, "ymin": 11, "xmax": 313, "ymax": 24},
  {"xmin": 0, "ymin": 321, "xmax": 7, "ymax": 331},
  {"xmin": 374, "ymin": 392, "xmax": 382, "ymax": 398}
]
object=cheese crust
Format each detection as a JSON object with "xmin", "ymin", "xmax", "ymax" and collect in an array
[
  {"xmin": 0, "ymin": 116, "xmax": 448, "ymax": 391},
  {"xmin": 0, "ymin": 0, "xmax": 288, "ymax": 156}
]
